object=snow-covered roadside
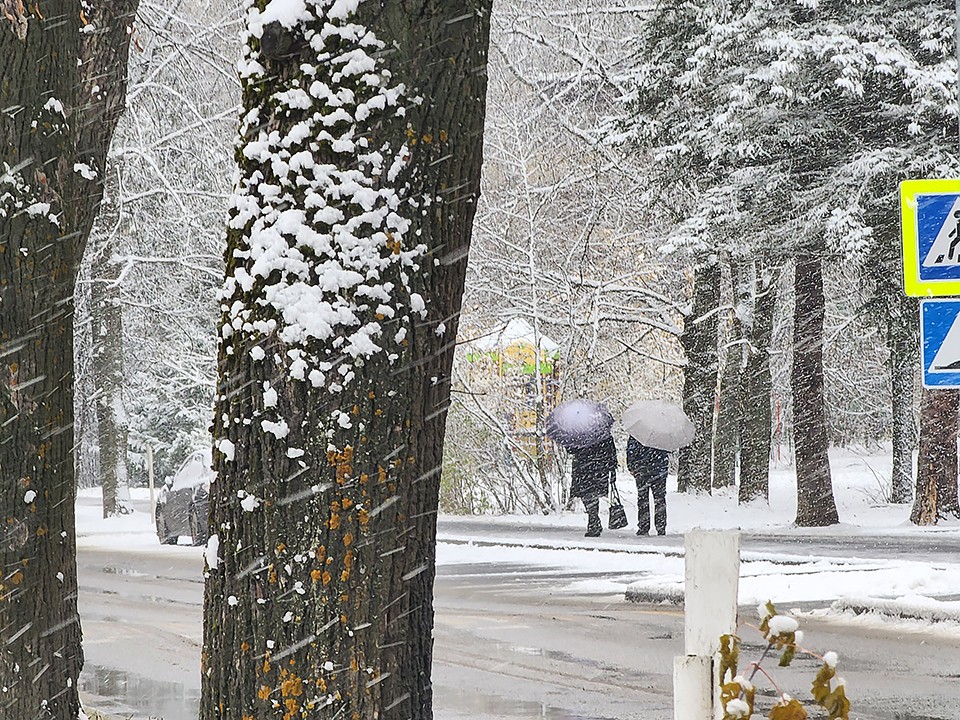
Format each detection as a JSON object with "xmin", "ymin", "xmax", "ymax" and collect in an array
[{"xmin": 75, "ymin": 446, "xmax": 960, "ymax": 638}]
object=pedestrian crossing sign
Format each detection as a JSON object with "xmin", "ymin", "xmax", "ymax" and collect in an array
[
  {"xmin": 901, "ymin": 179, "xmax": 960, "ymax": 297},
  {"xmin": 920, "ymin": 299, "xmax": 960, "ymax": 388}
]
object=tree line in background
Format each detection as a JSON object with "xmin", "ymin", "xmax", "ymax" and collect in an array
[
  {"xmin": 28, "ymin": 0, "xmax": 960, "ymax": 525},
  {"xmin": 447, "ymin": 0, "xmax": 960, "ymax": 526},
  {"xmin": 3, "ymin": 0, "xmax": 960, "ymax": 717}
]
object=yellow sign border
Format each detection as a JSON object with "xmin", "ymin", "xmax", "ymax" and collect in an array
[{"xmin": 901, "ymin": 178, "xmax": 960, "ymax": 297}]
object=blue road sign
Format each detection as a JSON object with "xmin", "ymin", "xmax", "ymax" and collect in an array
[{"xmin": 920, "ymin": 299, "xmax": 960, "ymax": 388}]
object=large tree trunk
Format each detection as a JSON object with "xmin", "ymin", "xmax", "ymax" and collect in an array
[
  {"xmin": 911, "ymin": 388, "xmax": 958, "ymax": 524},
  {"xmin": 0, "ymin": 4, "xmax": 137, "ymax": 717},
  {"xmin": 678, "ymin": 259, "xmax": 720, "ymax": 493},
  {"xmin": 739, "ymin": 261, "xmax": 778, "ymax": 504},
  {"xmin": 889, "ymin": 292, "xmax": 918, "ymax": 504},
  {"xmin": 200, "ymin": 3, "xmax": 491, "ymax": 720},
  {"xmin": 792, "ymin": 254, "xmax": 839, "ymax": 526},
  {"xmin": 1, "ymin": 6, "xmax": 84, "ymax": 718}
]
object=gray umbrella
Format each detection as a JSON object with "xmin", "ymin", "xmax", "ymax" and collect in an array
[
  {"xmin": 622, "ymin": 399, "xmax": 694, "ymax": 452},
  {"xmin": 546, "ymin": 399, "xmax": 614, "ymax": 450}
]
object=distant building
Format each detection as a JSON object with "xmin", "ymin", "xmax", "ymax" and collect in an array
[{"xmin": 465, "ymin": 318, "xmax": 560, "ymax": 458}]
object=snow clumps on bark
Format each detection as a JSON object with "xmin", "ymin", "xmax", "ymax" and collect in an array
[{"xmin": 221, "ymin": 0, "xmax": 423, "ymax": 398}]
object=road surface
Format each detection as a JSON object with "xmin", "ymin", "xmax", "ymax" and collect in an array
[{"xmin": 77, "ymin": 520, "xmax": 960, "ymax": 720}]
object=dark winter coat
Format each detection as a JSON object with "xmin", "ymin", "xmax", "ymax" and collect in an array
[
  {"xmin": 570, "ymin": 436, "xmax": 617, "ymax": 499},
  {"xmin": 626, "ymin": 437, "xmax": 669, "ymax": 482}
]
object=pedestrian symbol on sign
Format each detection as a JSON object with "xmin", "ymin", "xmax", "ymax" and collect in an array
[
  {"xmin": 922, "ymin": 198, "xmax": 960, "ymax": 267},
  {"xmin": 931, "ymin": 313, "xmax": 960, "ymax": 371}
]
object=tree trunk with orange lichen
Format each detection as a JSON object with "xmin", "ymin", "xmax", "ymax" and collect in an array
[
  {"xmin": 0, "ymin": 1, "xmax": 137, "ymax": 717},
  {"xmin": 200, "ymin": 2, "xmax": 492, "ymax": 719}
]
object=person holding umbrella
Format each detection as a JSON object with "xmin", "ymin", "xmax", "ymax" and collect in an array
[
  {"xmin": 570, "ymin": 436, "xmax": 618, "ymax": 537},
  {"xmin": 546, "ymin": 399, "xmax": 618, "ymax": 537},
  {"xmin": 626, "ymin": 437, "xmax": 669, "ymax": 535},
  {"xmin": 622, "ymin": 399, "xmax": 695, "ymax": 536}
]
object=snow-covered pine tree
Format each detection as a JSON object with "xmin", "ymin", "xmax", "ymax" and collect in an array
[{"xmin": 613, "ymin": 0, "xmax": 958, "ymax": 523}]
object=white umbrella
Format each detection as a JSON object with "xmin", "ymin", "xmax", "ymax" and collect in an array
[{"xmin": 622, "ymin": 399, "xmax": 694, "ymax": 452}]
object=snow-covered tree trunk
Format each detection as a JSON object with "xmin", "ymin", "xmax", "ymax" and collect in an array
[
  {"xmin": 912, "ymin": 388, "xmax": 958, "ymax": 525},
  {"xmin": 678, "ymin": 259, "xmax": 719, "ymax": 493},
  {"xmin": 739, "ymin": 263, "xmax": 777, "ymax": 504},
  {"xmin": 793, "ymin": 254, "xmax": 839, "ymax": 526},
  {"xmin": 200, "ymin": 2, "xmax": 491, "ymax": 718}
]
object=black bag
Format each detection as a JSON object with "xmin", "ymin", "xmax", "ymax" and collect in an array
[{"xmin": 608, "ymin": 482, "xmax": 628, "ymax": 530}]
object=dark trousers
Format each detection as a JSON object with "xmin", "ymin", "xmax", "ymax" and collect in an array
[
  {"xmin": 582, "ymin": 494, "xmax": 602, "ymax": 533},
  {"xmin": 635, "ymin": 472, "xmax": 667, "ymax": 534}
]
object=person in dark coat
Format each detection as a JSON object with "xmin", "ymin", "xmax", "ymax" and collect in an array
[
  {"xmin": 626, "ymin": 437, "xmax": 669, "ymax": 535},
  {"xmin": 569, "ymin": 435, "xmax": 617, "ymax": 537}
]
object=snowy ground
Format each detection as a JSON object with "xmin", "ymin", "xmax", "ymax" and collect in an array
[{"xmin": 76, "ymin": 445, "xmax": 960, "ymax": 634}]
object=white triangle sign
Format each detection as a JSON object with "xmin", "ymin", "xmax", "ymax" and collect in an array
[
  {"xmin": 922, "ymin": 197, "xmax": 960, "ymax": 267},
  {"xmin": 931, "ymin": 311, "xmax": 960, "ymax": 372}
]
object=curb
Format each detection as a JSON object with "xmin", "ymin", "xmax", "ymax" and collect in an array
[
  {"xmin": 831, "ymin": 597, "xmax": 960, "ymax": 624},
  {"xmin": 624, "ymin": 585, "xmax": 684, "ymax": 606}
]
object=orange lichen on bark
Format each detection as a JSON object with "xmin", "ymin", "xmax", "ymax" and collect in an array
[
  {"xmin": 258, "ymin": 685, "xmax": 271, "ymax": 700},
  {"xmin": 343, "ymin": 532, "xmax": 353, "ymax": 547},
  {"xmin": 311, "ymin": 569, "xmax": 322, "ymax": 583},
  {"xmin": 280, "ymin": 671, "xmax": 303, "ymax": 697},
  {"xmin": 327, "ymin": 446, "xmax": 354, "ymax": 485},
  {"xmin": 321, "ymin": 571, "xmax": 332, "ymax": 586},
  {"xmin": 328, "ymin": 513, "xmax": 340, "ymax": 530}
]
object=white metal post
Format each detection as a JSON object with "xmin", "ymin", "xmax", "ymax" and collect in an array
[
  {"xmin": 673, "ymin": 529, "xmax": 741, "ymax": 720},
  {"xmin": 147, "ymin": 444, "xmax": 155, "ymax": 526}
]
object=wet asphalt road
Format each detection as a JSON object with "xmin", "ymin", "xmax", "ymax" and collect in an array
[{"xmin": 77, "ymin": 520, "xmax": 960, "ymax": 720}]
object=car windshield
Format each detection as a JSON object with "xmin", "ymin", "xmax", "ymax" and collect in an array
[{"xmin": 170, "ymin": 451, "xmax": 213, "ymax": 492}]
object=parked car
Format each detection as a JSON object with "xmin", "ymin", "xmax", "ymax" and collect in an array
[{"xmin": 156, "ymin": 449, "xmax": 213, "ymax": 546}]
